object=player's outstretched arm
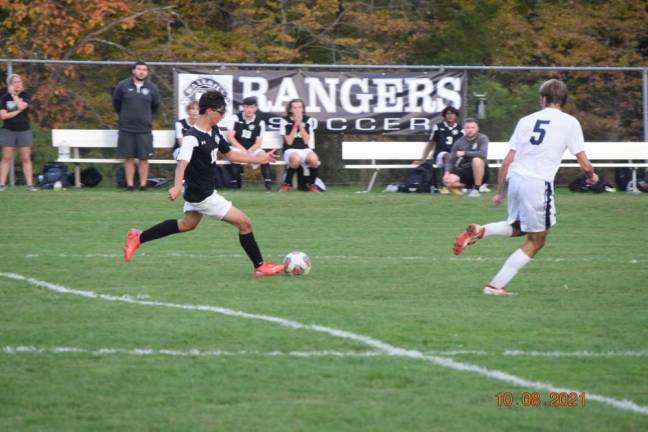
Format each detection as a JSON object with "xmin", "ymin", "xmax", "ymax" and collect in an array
[
  {"xmin": 575, "ymin": 151, "xmax": 598, "ymax": 185},
  {"xmin": 226, "ymin": 149, "xmax": 277, "ymax": 165},
  {"xmin": 492, "ymin": 149, "xmax": 515, "ymax": 206}
]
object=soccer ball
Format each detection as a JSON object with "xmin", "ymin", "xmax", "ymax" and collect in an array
[{"xmin": 283, "ymin": 251, "xmax": 311, "ymax": 276}]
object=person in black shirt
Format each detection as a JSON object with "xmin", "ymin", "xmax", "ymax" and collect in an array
[
  {"xmin": 123, "ymin": 91, "xmax": 285, "ymax": 277},
  {"xmin": 225, "ymin": 97, "xmax": 272, "ymax": 191},
  {"xmin": 112, "ymin": 61, "xmax": 161, "ymax": 191},
  {"xmin": 0, "ymin": 74, "xmax": 35, "ymax": 191},
  {"xmin": 414, "ymin": 106, "xmax": 463, "ymax": 193},
  {"xmin": 279, "ymin": 99, "xmax": 320, "ymax": 192},
  {"xmin": 173, "ymin": 100, "xmax": 199, "ymax": 160}
]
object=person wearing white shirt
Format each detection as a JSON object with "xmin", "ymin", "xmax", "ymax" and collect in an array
[{"xmin": 451, "ymin": 79, "xmax": 598, "ymax": 296}]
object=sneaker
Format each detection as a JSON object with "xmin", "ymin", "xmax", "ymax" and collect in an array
[
  {"xmin": 264, "ymin": 181, "xmax": 273, "ymax": 191},
  {"xmin": 307, "ymin": 184, "xmax": 320, "ymax": 193},
  {"xmin": 126, "ymin": 186, "xmax": 135, "ymax": 192},
  {"xmin": 439, "ymin": 187, "xmax": 450, "ymax": 195},
  {"xmin": 279, "ymin": 184, "xmax": 290, "ymax": 192},
  {"xmin": 450, "ymin": 187, "xmax": 464, "ymax": 196},
  {"xmin": 453, "ymin": 224, "xmax": 485, "ymax": 256},
  {"xmin": 466, "ymin": 189, "xmax": 481, "ymax": 198},
  {"xmin": 429, "ymin": 186, "xmax": 439, "ymax": 194},
  {"xmin": 479, "ymin": 184, "xmax": 491, "ymax": 193},
  {"xmin": 26, "ymin": 185, "xmax": 37, "ymax": 192},
  {"xmin": 0, "ymin": 185, "xmax": 5, "ymax": 192},
  {"xmin": 139, "ymin": 186, "xmax": 147, "ymax": 192},
  {"xmin": 255, "ymin": 261, "xmax": 285, "ymax": 277},
  {"xmin": 483, "ymin": 285, "xmax": 512, "ymax": 296},
  {"xmin": 123, "ymin": 228, "xmax": 142, "ymax": 262}
]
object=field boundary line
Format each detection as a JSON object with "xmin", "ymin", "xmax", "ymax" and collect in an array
[
  {"xmin": 1, "ymin": 271, "xmax": 647, "ymax": 416},
  {"xmin": 5, "ymin": 345, "xmax": 647, "ymax": 359}
]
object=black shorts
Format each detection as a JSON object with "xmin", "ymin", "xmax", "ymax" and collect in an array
[
  {"xmin": 117, "ymin": 131, "xmax": 153, "ymax": 160},
  {"xmin": 452, "ymin": 165, "xmax": 475, "ymax": 187}
]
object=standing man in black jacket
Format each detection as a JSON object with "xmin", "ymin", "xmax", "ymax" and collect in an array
[{"xmin": 112, "ymin": 61, "xmax": 161, "ymax": 191}]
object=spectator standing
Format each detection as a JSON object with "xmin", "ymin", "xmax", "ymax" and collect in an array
[
  {"xmin": 0, "ymin": 74, "xmax": 35, "ymax": 192},
  {"xmin": 279, "ymin": 99, "xmax": 320, "ymax": 192},
  {"xmin": 173, "ymin": 100, "xmax": 199, "ymax": 160},
  {"xmin": 452, "ymin": 79, "xmax": 598, "ymax": 296},
  {"xmin": 112, "ymin": 61, "xmax": 161, "ymax": 191},
  {"xmin": 442, "ymin": 118, "xmax": 489, "ymax": 197},
  {"xmin": 225, "ymin": 97, "xmax": 273, "ymax": 191},
  {"xmin": 415, "ymin": 106, "xmax": 463, "ymax": 193}
]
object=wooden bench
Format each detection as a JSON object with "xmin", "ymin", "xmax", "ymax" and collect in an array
[
  {"xmin": 342, "ymin": 141, "xmax": 648, "ymax": 192},
  {"xmin": 52, "ymin": 129, "xmax": 298, "ymax": 187}
]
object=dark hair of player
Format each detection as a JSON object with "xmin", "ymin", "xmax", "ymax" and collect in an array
[
  {"xmin": 286, "ymin": 98, "xmax": 306, "ymax": 116},
  {"xmin": 441, "ymin": 106, "xmax": 459, "ymax": 117},
  {"xmin": 540, "ymin": 79, "xmax": 568, "ymax": 106},
  {"xmin": 198, "ymin": 91, "xmax": 226, "ymax": 115},
  {"xmin": 242, "ymin": 97, "xmax": 257, "ymax": 106},
  {"xmin": 463, "ymin": 117, "xmax": 479, "ymax": 126}
]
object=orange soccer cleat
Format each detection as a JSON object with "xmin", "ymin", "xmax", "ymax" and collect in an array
[
  {"xmin": 453, "ymin": 224, "xmax": 485, "ymax": 256},
  {"xmin": 279, "ymin": 184, "xmax": 290, "ymax": 192},
  {"xmin": 255, "ymin": 261, "xmax": 285, "ymax": 277},
  {"xmin": 307, "ymin": 184, "xmax": 320, "ymax": 193},
  {"xmin": 123, "ymin": 228, "xmax": 142, "ymax": 262}
]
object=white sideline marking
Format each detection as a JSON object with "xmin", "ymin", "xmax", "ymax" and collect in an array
[
  {"xmin": 2, "ymin": 346, "xmax": 383, "ymax": 358},
  {"xmin": 6, "ymin": 345, "xmax": 646, "ymax": 359},
  {"xmin": 1, "ymin": 271, "xmax": 647, "ymax": 416},
  {"xmin": 22, "ymin": 252, "xmax": 647, "ymax": 264}
]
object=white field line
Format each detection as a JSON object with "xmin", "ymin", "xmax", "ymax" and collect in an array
[
  {"xmin": 2, "ymin": 346, "xmax": 384, "ymax": 358},
  {"xmin": 22, "ymin": 252, "xmax": 647, "ymax": 264},
  {"xmin": 1, "ymin": 271, "xmax": 647, "ymax": 416},
  {"xmin": 5, "ymin": 345, "xmax": 647, "ymax": 359}
]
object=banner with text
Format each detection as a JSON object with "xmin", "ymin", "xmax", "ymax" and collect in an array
[{"xmin": 176, "ymin": 70, "xmax": 466, "ymax": 135}]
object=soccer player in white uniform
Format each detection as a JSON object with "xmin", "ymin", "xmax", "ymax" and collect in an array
[{"xmin": 452, "ymin": 79, "xmax": 599, "ymax": 296}]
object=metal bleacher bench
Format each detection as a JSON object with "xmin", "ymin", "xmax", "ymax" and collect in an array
[
  {"xmin": 342, "ymin": 141, "xmax": 648, "ymax": 192},
  {"xmin": 52, "ymin": 129, "xmax": 300, "ymax": 187}
]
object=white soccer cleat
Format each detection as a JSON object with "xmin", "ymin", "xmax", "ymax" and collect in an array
[{"xmin": 483, "ymin": 285, "xmax": 513, "ymax": 296}]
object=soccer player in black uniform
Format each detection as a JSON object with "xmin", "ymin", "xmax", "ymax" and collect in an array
[
  {"xmin": 279, "ymin": 99, "xmax": 320, "ymax": 192},
  {"xmin": 173, "ymin": 100, "xmax": 199, "ymax": 160},
  {"xmin": 123, "ymin": 91, "xmax": 285, "ymax": 277},
  {"xmin": 415, "ymin": 106, "xmax": 463, "ymax": 193},
  {"xmin": 225, "ymin": 97, "xmax": 272, "ymax": 191}
]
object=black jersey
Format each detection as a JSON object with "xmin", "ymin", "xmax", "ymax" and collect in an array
[
  {"xmin": 429, "ymin": 121, "xmax": 463, "ymax": 155},
  {"xmin": 181, "ymin": 126, "xmax": 231, "ymax": 203},
  {"xmin": 173, "ymin": 118, "xmax": 193, "ymax": 152},
  {"xmin": 281, "ymin": 115, "xmax": 314, "ymax": 151},
  {"xmin": 231, "ymin": 113, "xmax": 265, "ymax": 149},
  {"xmin": 0, "ymin": 91, "xmax": 31, "ymax": 131}
]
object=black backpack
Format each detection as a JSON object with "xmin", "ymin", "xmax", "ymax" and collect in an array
[
  {"xmin": 39, "ymin": 162, "xmax": 70, "ymax": 189},
  {"xmin": 568, "ymin": 175, "xmax": 613, "ymax": 193},
  {"xmin": 400, "ymin": 163, "xmax": 434, "ymax": 193}
]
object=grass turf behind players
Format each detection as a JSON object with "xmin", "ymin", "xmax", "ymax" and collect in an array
[{"xmin": 0, "ymin": 187, "xmax": 647, "ymax": 431}]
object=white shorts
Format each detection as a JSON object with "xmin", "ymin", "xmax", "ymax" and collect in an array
[
  {"xmin": 283, "ymin": 148, "xmax": 314, "ymax": 176},
  {"xmin": 183, "ymin": 192, "xmax": 232, "ymax": 220},
  {"xmin": 507, "ymin": 173, "xmax": 556, "ymax": 232},
  {"xmin": 434, "ymin": 151, "xmax": 448, "ymax": 167}
]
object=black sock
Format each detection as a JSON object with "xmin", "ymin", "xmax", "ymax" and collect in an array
[
  {"xmin": 239, "ymin": 232, "xmax": 264, "ymax": 268},
  {"xmin": 140, "ymin": 219, "xmax": 180, "ymax": 244},
  {"xmin": 261, "ymin": 164, "xmax": 271, "ymax": 182},
  {"xmin": 284, "ymin": 167, "xmax": 296, "ymax": 185},
  {"xmin": 309, "ymin": 167, "xmax": 319, "ymax": 185}
]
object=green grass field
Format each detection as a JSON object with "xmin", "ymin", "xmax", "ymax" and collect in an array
[{"xmin": 1, "ymin": 186, "xmax": 647, "ymax": 431}]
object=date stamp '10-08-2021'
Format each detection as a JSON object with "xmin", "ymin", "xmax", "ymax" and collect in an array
[{"xmin": 496, "ymin": 391, "xmax": 587, "ymax": 408}]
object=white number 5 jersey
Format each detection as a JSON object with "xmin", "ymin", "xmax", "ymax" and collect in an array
[{"xmin": 508, "ymin": 107, "xmax": 585, "ymax": 182}]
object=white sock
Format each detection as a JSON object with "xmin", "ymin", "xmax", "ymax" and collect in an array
[
  {"xmin": 489, "ymin": 249, "xmax": 531, "ymax": 289},
  {"xmin": 483, "ymin": 221, "xmax": 513, "ymax": 237}
]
